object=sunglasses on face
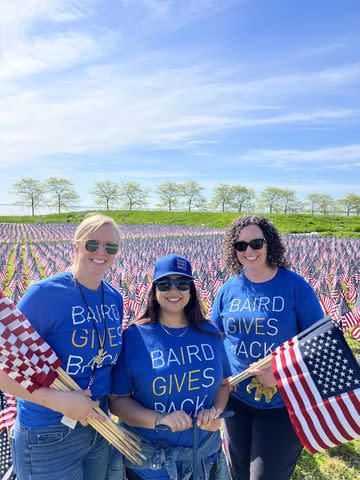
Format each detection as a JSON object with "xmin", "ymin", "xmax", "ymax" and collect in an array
[
  {"xmin": 84, "ymin": 239, "xmax": 119, "ymax": 255},
  {"xmin": 155, "ymin": 278, "xmax": 192, "ymax": 292},
  {"xmin": 233, "ymin": 238, "xmax": 266, "ymax": 252}
]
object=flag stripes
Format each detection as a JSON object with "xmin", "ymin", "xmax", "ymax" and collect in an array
[{"xmin": 272, "ymin": 320, "xmax": 360, "ymax": 454}]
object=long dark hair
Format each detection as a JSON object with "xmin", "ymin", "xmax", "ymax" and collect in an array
[
  {"xmin": 222, "ymin": 215, "xmax": 290, "ymax": 275},
  {"xmin": 130, "ymin": 281, "xmax": 219, "ymax": 337}
]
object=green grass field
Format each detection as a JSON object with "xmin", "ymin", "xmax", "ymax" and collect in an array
[{"xmin": 0, "ymin": 210, "xmax": 359, "ymax": 236}]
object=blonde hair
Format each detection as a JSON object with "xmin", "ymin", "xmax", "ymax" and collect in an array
[
  {"xmin": 71, "ymin": 214, "xmax": 120, "ymax": 273},
  {"xmin": 73, "ymin": 214, "xmax": 120, "ymax": 243}
]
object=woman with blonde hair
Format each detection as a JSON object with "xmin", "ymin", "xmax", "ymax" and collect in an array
[{"xmin": 1, "ymin": 213, "xmax": 124, "ymax": 480}]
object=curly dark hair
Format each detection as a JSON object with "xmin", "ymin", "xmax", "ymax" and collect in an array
[
  {"xmin": 222, "ymin": 215, "xmax": 290, "ymax": 275},
  {"xmin": 131, "ymin": 281, "xmax": 219, "ymax": 337}
]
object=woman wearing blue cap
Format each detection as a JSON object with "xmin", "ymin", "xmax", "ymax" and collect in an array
[{"xmin": 108, "ymin": 254, "xmax": 232, "ymax": 480}]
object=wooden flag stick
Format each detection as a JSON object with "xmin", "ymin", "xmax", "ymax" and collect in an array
[
  {"xmin": 56, "ymin": 369, "xmax": 141, "ymax": 443},
  {"xmin": 52, "ymin": 371, "xmax": 143, "ymax": 459},
  {"xmin": 90, "ymin": 417, "xmax": 144, "ymax": 464},
  {"xmin": 229, "ymin": 354, "xmax": 272, "ymax": 386}
]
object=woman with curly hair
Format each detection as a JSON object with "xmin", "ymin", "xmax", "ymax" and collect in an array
[{"xmin": 211, "ymin": 215, "xmax": 323, "ymax": 480}]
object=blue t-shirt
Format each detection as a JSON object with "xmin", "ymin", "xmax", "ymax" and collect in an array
[
  {"xmin": 112, "ymin": 321, "xmax": 231, "ymax": 480},
  {"xmin": 17, "ymin": 271, "xmax": 123, "ymax": 427},
  {"xmin": 211, "ymin": 267, "xmax": 323, "ymax": 409}
]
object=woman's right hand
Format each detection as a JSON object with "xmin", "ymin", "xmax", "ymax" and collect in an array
[
  {"xmin": 248, "ymin": 365, "xmax": 277, "ymax": 387},
  {"xmin": 44, "ymin": 389, "xmax": 104, "ymax": 425},
  {"xmin": 155, "ymin": 410, "xmax": 192, "ymax": 432}
]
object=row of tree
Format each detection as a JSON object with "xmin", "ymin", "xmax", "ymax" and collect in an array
[{"xmin": 10, "ymin": 177, "xmax": 360, "ymax": 216}]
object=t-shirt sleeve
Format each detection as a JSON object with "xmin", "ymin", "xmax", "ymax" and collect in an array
[
  {"xmin": 210, "ymin": 290, "xmax": 225, "ymax": 333},
  {"xmin": 294, "ymin": 276, "xmax": 324, "ymax": 331},
  {"xmin": 111, "ymin": 329, "xmax": 134, "ymax": 395},
  {"xmin": 17, "ymin": 284, "xmax": 54, "ymax": 338}
]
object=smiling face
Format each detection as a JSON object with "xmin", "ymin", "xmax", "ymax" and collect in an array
[
  {"xmin": 73, "ymin": 223, "xmax": 118, "ymax": 288},
  {"xmin": 155, "ymin": 274, "xmax": 191, "ymax": 321},
  {"xmin": 235, "ymin": 224, "xmax": 268, "ymax": 273}
]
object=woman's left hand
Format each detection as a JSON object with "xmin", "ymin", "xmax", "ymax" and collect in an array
[
  {"xmin": 196, "ymin": 407, "xmax": 222, "ymax": 431},
  {"xmin": 248, "ymin": 365, "xmax": 277, "ymax": 387}
]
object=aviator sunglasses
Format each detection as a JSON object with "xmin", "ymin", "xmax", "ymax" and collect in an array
[
  {"xmin": 233, "ymin": 238, "xmax": 266, "ymax": 252},
  {"xmin": 84, "ymin": 239, "xmax": 119, "ymax": 255},
  {"xmin": 155, "ymin": 278, "xmax": 192, "ymax": 292}
]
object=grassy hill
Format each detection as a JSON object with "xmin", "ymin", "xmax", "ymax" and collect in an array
[{"xmin": 0, "ymin": 210, "xmax": 359, "ymax": 236}]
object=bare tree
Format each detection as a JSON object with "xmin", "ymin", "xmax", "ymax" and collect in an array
[
  {"xmin": 178, "ymin": 180, "xmax": 206, "ymax": 212},
  {"xmin": 12, "ymin": 177, "xmax": 46, "ymax": 216},
  {"xmin": 45, "ymin": 177, "xmax": 80, "ymax": 213},
  {"xmin": 317, "ymin": 194, "xmax": 334, "ymax": 215},
  {"xmin": 337, "ymin": 193, "xmax": 360, "ymax": 216},
  {"xmin": 280, "ymin": 189, "xmax": 298, "ymax": 214},
  {"xmin": 230, "ymin": 186, "xmax": 255, "ymax": 213},
  {"xmin": 305, "ymin": 193, "xmax": 323, "ymax": 214},
  {"xmin": 156, "ymin": 182, "xmax": 180, "ymax": 211},
  {"xmin": 258, "ymin": 186, "xmax": 284, "ymax": 214},
  {"xmin": 210, "ymin": 184, "xmax": 234, "ymax": 213},
  {"xmin": 91, "ymin": 181, "xmax": 119, "ymax": 210},
  {"xmin": 118, "ymin": 182, "xmax": 149, "ymax": 210}
]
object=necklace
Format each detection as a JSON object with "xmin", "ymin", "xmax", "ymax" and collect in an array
[
  {"xmin": 159, "ymin": 322, "xmax": 189, "ymax": 338},
  {"xmin": 77, "ymin": 280, "xmax": 107, "ymax": 370}
]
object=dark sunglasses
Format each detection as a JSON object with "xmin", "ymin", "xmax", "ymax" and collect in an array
[
  {"xmin": 84, "ymin": 239, "xmax": 119, "ymax": 255},
  {"xmin": 155, "ymin": 278, "xmax": 192, "ymax": 292},
  {"xmin": 233, "ymin": 238, "xmax": 266, "ymax": 252}
]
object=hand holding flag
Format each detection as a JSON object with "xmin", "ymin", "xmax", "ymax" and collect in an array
[
  {"xmin": 0, "ymin": 291, "xmax": 145, "ymax": 464},
  {"xmin": 230, "ymin": 317, "xmax": 360, "ymax": 453}
]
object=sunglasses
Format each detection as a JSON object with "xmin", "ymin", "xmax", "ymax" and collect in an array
[
  {"xmin": 233, "ymin": 238, "xmax": 266, "ymax": 252},
  {"xmin": 155, "ymin": 278, "xmax": 192, "ymax": 292},
  {"xmin": 84, "ymin": 239, "xmax": 119, "ymax": 255}
]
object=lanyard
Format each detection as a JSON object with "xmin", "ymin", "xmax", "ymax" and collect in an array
[{"xmin": 76, "ymin": 280, "xmax": 107, "ymax": 388}]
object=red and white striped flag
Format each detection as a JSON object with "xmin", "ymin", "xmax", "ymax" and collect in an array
[
  {"xmin": 272, "ymin": 317, "xmax": 360, "ymax": 454},
  {"xmin": 0, "ymin": 292, "xmax": 61, "ymax": 367},
  {"xmin": 0, "ymin": 392, "xmax": 16, "ymax": 432},
  {"xmin": 351, "ymin": 325, "xmax": 360, "ymax": 341},
  {"xmin": 0, "ymin": 291, "xmax": 61, "ymax": 392}
]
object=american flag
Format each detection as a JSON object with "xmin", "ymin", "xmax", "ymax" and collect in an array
[
  {"xmin": 352, "ymin": 325, "xmax": 360, "ymax": 341},
  {"xmin": 0, "ymin": 392, "xmax": 16, "ymax": 432},
  {"xmin": 1, "ymin": 225, "xmax": 359, "ymax": 332},
  {"xmin": 0, "ymin": 292, "xmax": 61, "ymax": 392},
  {"xmin": 341, "ymin": 301, "xmax": 360, "ymax": 329},
  {"xmin": 0, "ymin": 391, "xmax": 16, "ymax": 480},
  {"xmin": 272, "ymin": 317, "xmax": 360, "ymax": 454},
  {"xmin": 0, "ymin": 429, "xmax": 14, "ymax": 479}
]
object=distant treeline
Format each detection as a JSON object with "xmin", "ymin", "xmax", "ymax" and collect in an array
[
  {"xmin": 0, "ymin": 211, "xmax": 359, "ymax": 238},
  {"xmin": 10, "ymin": 177, "xmax": 360, "ymax": 216}
]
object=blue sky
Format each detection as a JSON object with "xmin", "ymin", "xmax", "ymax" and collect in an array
[{"xmin": 1, "ymin": 0, "xmax": 359, "ymax": 212}]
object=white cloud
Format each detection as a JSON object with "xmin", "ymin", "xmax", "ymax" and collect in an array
[
  {"xmin": 0, "ymin": 31, "xmax": 112, "ymax": 80},
  {"xmin": 237, "ymin": 145, "xmax": 360, "ymax": 167},
  {"xmin": 119, "ymin": 0, "xmax": 239, "ymax": 29},
  {"xmin": 1, "ymin": 56, "xmax": 359, "ymax": 171},
  {"xmin": 0, "ymin": 1, "xmax": 95, "ymax": 50}
]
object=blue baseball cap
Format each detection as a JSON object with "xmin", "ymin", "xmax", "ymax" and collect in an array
[{"xmin": 153, "ymin": 254, "xmax": 194, "ymax": 282}]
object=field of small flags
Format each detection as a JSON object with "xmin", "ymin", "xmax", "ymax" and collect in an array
[
  {"xmin": 1, "ymin": 223, "xmax": 359, "ymax": 339},
  {"xmin": 0, "ymin": 222, "xmax": 359, "ymax": 479}
]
